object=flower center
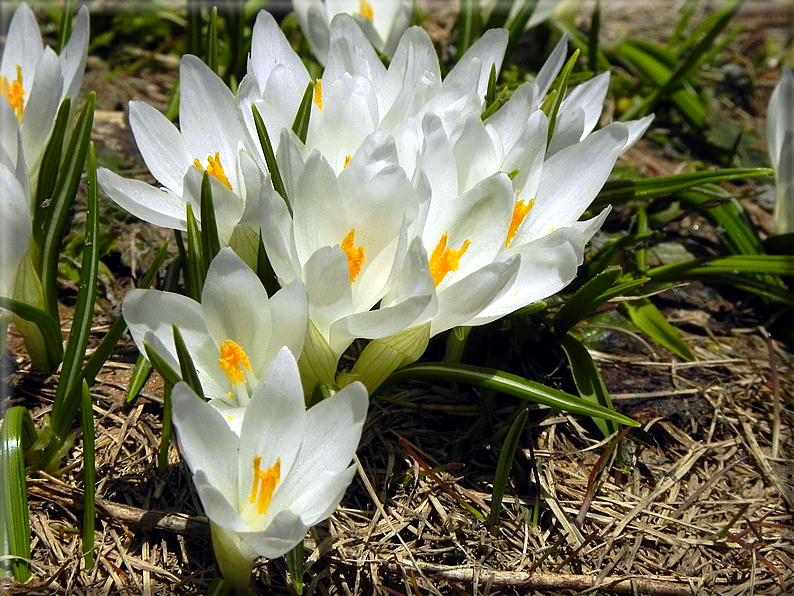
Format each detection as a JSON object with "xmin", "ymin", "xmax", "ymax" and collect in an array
[
  {"xmin": 357, "ymin": 0, "xmax": 374, "ymax": 20},
  {"xmin": 0, "ymin": 65, "xmax": 25, "ymax": 120},
  {"xmin": 505, "ymin": 198, "xmax": 534, "ymax": 248},
  {"xmin": 193, "ymin": 152, "xmax": 232, "ymax": 190},
  {"xmin": 249, "ymin": 455, "xmax": 281, "ymax": 516},
  {"xmin": 429, "ymin": 233, "xmax": 471, "ymax": 287},
  {"xmin": 314, "ymin": 79, "xmax": 323, "ymax": 110},
  {"xmin": 218, "ymin": 340, "xmax": 251, "ymax": 385},
  {"xmin": 341, "ymin": 229, "xmax": 365, "ymax": 283}
]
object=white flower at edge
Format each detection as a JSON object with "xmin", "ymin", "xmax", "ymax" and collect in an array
[
  {"xmin": 172, "ymin": 347, "xmax": 368, "ymax": 589},
  {"xmin": 98, "ymin": 55, "xmax": 263, "ymax": 261},
  {"xmin": 123, "ymin": 248, "xmax": 308, "ymax": 433},
  {"xmin": 0, "ymin": 161, "xmax": 32, "ymax": 298},
  {"xmin": 767, "ymin": 67, "xmax": 794, "ymax": 235},
  {"xmin": 0, "ymin": 2, "xmax": 89, "ymax": 186},
  {"xmin": 292, "ymin": 0, "xmax": 412, "ymax": 65}
]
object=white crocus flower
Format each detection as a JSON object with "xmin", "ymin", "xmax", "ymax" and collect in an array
[
  {"xmin": 260, "ymin": 127, "xmax": 432, "ymax": 368},
  {"xmin": 0, "ymin": 2, "xmax": 89, "ymax": 187},
  {"xmin": 123, "ymin": 248, "xmax": 308, "ymax": 433},
  {"xmin": 172, "ymin": 347, "xmax": 368, "ymax": 593},
  {"xmin": 768, "ymin": 67, "xmax": 794, "ymax": 235},
  {"xmin": 98, "ymin": 55, "xmax": 263, "ymax": 263},
  {"xmin": 0, "ymin": 162, "xmax": 32, "ymax": 298},
  {"xmin": 292, "ymin": 0, "xmax": 412, "ymax": 65}
]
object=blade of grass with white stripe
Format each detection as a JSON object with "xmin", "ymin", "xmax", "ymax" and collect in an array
[
  {"xmin": 39, "ymin": 92, "xmax": 96, "ymax": 323},
  {"xmin": 50, "ymin": 143, "xmax": 100, "ymax": 447},
  {"xmin": 0, "ymin": 406, "xmax": 37, "ymax": 582},
  {"xmin": 159, "ymin": 383, "xmax": 173, "ymax": 473},
  {"xmin": 488, "ymin": 408, "xmax": 528, "ymax": 533},
  {"xmin": 207, "ymin": 7, "xmax": 219, "ymax": 75},
  {"xmin": 384, "ymin": 363, "xmax": 639, "ymax": 426},
  {"xmin": 80, "ymin": 380, "xmax": 95, "ymax": 569},
  {"xmin": 55, "ymin": 0, "xmax": 74, "ymax": 53}
]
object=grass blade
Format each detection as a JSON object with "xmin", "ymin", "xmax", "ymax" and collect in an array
[
  {"xmin": 158, "ymin": 382, "xmax": 173, "ymax": 473},
  {"xmin": 200, "ymin": 171, "xmax": 221, "ymax": 265},
  {"xmin": 506, "ymin": 0, "xmax": 540, "ymax": 57},
  {"xmin": 560, "ymin": 333, "xmax": 617, "ymax": 438},
  {"xmin": 668, "ymin": 0, "xmax": 698, "ymax": 50},
  {"xmin": 56, "ymin": 0, "xmax": 74, "ymax": 53},
  {"xmin": 553, "ymin": 266, "xmax": 623, "ymax": 336},
  {"xmin": 126, "ymin": 354, "xmax": 154, "ymax": 402},
  {"xmin": 51, "ymin": 143, "xmax": 100, "ymax": 442},
  {"xmin": 143, "ymin": 340, "xmax": 182, "ymax": 387},
  {"xmin": 0, "ymin": 406, "xmax": 36, "ymax": 582},
  {"xmin": 34, "ymin": 97, "xmax": 71, "ymax": 238},
  {"xmin": 647, "ymin": 255, "xmax": 794, "ymax": 279},
  {"xmin": 257, "ymin": 231, "xmax": 281, "ymax": 298},
  {"xmin": 39, "ymin": 92, "xmax": 96, "ymax": 323},
  {"xmin": 251, "ymin": 105, "xmax": 289, "ymax": 207},
  {"xmin": 677, "ymin": 189, "xmax": 763, "ymax": 256},
  {"xmin": 292, "ymin": 81, "xmax": 316, "ymax": 145},
  {"xmin": 488, "ymin": 408, "xmax": 528, "ymax": 533},
  {"xmin": 587, "ymin": 0, "xmax": 601, "ymax": 74},
  {"xmin": 619, "ymin": 298, "xmax": 695, "ymax": 361},
  {"xmin": 185, "ymin": 203, "xmax": 205, "ymax": 301},
  {"xmin": 172, "ymin": 324, "xmax": 205, "ymax": 400},
  {"xmin": 80, "ymin": 380, "xmax": 95, "ymax": 568},
  {"xmin": 546, "ymin": 50, "xmax": 580, "ymax": 144},
  {"xmin": 206, "ymin": 7, "xmax": 219, "ymax": 75},
  {"xmin": 285, "ymin": 541, "xmax": 305, "ymax": 595},
  {"xmin": 384, "ymin": 363, "xmax": 639, "ymax": 426},
  {"xmin": 457, "ymin": 0, "xmax": 481, "ymax": 60}
]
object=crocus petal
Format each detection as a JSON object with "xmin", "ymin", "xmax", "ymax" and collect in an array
[
  {"xmin": 294, "ymin": 0, "xmax": 332, "ymax": 65},
  {"xmin": 445, "ymin": 29, "xmax": 508, "ymax": 101},
  {"xmin": 192, "ymin": 470, "xmax": 249, "ymax": 533},
  {"xmin": 768, "ymin": 67, "xmax": 794, "ymax": 165},
  {"xmin": 172, "ymin": 384, "xmax": 239, "ymax": 499},
  {"xmin": 0, "ymin": 164, "xmax": 31, "ymax": 296},
  {"xmin": 302, "ymin": 245, "xmax": 354, "ymax": 346},
  {"xmin": 59, "ymin": 6, "xmax": 89, "ymax": 102},
  {"xmin": 239, "ymin": 509, "xmax": 308, "ymax": 559},
  {"xmin": 1, "ymin": 2, "xmax": 43, "ymax": 87},
  {"xmin": 622, "ymin": 115, "xmax": 654, "ymax": 152},
  {"xmin": 259, "ymin": 177, "xmax": 300, "ymax": 282},
  {"xmin": 97, "ymin": 168, "xmax": 189, "ymax": 230},
  {"xmin": 128, "ymin": 101, "xmax": 193, "ymax": 195},
  {"xmin": 20, "ymin": 48, "xmax": 62, "ymax": 168},
  {"xmin": 534, "ymin": 35, "xmax": 568, "ymax": 104},
  {"xmin": 325, "ymin": 13, "xmax": 386, "ymax": 90},
  {"xmin": 264, "ymin": 279, "xmax": 309, "ymax": 363}
]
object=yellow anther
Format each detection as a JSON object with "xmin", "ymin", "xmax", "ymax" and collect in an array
[
  {"xmin": 341, "ymin": 229, "xmax": 365, "ymax": 283},
  {"xmin": 249, "ymin": 456, "xmax": 281, "ymax": 516},
  {"xmin": 429, "ymin": 233, "xmax": 471, "ymax": 287},
  {"xmin": 505, "ymin": 198, "xmax": 534, "ymax": 248},
  {"xmin": 344, "ymin": 155, "xmax": 352, "ymax": 169},
  {"xmin": 218, "ymin": 340, "xmax": 251, "ymax": 385},
  {"xmin": 314, "ymin": 79, "xmax": 323, "ymax": 110},
  {"xmin": 358, "ymin": 0, "xmax": 374, "ymax": 20},
  {"xmin": 194, "ymin": 152, "xmax": 233, "ymax": 191},
  {"xmin": 0, "ymin": 65, "xmax": 25, "ymax": 120}
]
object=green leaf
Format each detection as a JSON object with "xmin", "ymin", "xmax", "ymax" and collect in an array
[
  {"xmin": 559, "ymin": 333, "xmax": 617, "ymax": 438},
  {"xmin": 56, "ymin": 0, "xmax": 74, "ymax": 53},
  {"xmin": 34, "ymin": 97, "xmax": 71, "ymax": 232},
  {"xmin": 51, "ymin": 143, "xmax": 101, "ymax": 443},
  {"xmin": 256, "ymin": 231, "xmax": 281, "ymax": 298},
  {"xmin": 677, "ymin": 189, "xmax": 763, "ymax": 256},
  {"xmin": 505, "ymin": 0, "xmax": 540, "ymax": 57},
  {"xmin": 619, "ymin": 298, "xmax": 695, "ymax": 361},
  {"xmin": 668, "ymin": 0, "xmax": 698, "ymax": 50},
  {"xmin": 647, "ymin": 255, "xmax": 794, "ymax": 280},
  {"xmin": 285, "ymin": 541, "xmax": 304, "ymax": 595},
  {"xmin": 384, "ymin": 363, "xmax": 639, "ymax": 426},
  {"xmin": 185, "ymin": 203, "xmax": 205, "ymax": 301},
  {"xmin": 483, "ymin": 0, "xmax": 514, "ymax": 30},
  {"xmin": 0, "ymin": 406, "xmax": 36, "ymax": 581},
  {"xmin": 39, "ymin": 92, "xmax": 95, "ymax": 322},
  {"xmin": 0, "ymin": 297, "xmax": 63, "ymax": 369},
  {"xmin": 546, "ymin": 49, "xmax": 580, "ymax": 144},
  {"xmin": 158, "ymin": 382, "xmax": 173, "ymax": 473},
  {"xmin": 488, "ymin": 408, "xmax": 528, "ymax": 533},
  {"xmin": 251, "ymin": 105, "xmax": 289, "ymax": 209},
  {"xmin": 80, "ymin": 380, "xmax": 96, "ymax": 568},
  {"xmin": 126, "ymin": 354, "xmax": 153, "ymax": 403},
  {"xmin": 587, "ymin": 0, "xmax": 601, "ymax": 74},
  {"xmin": 292, "ymin": 81, "xmax": 316, "ymax": 145},
  {"xmin": 200, "ymin": 171, "xmax": 221, "ymax": 266},
  {"xmin": 143, "ymin": 340, "xmax": 182, "ymax": 387},
  {"xmin": 553, "ymin": 266, "xmax": 623, "ymax": 336},
  {"xmin": 172, "ymin": 325, "xmax": 205, "ymax": 400},
  {"xmin": 298, "ymin": 320, "xmax": 339, "ymax": 398},
  {"xmin": 186, "ymin": 0, "xmax": 202, "ymax": 57},
  {"xmin": 457, "ymin": 0, "xmax": 481, "ymax": 60},
  {"xmin": 594, "ymin": 168, "xmax": 773, "ymax": 207}
]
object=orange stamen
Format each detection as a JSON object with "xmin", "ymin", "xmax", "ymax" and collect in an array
[
  {"xmin": 249, "ymin": 456, "xmax": 281, "ymax": 516},
  {"xmin": 341, "ymin": 229, "xmax": 365, "ymax": 283},
  {"xmin": 218, "ymin": 340, "xmax": 251, "ymax": 385},
  {"xmin": 314, "ymin": 79, "xmax": 323, "ymax": 110},
  {"xmin": 429, "ymin": 233, "xmax": 471, "ymax": 287},
  {"xmin": 343, "ymin": 155, "xmax": 352, "ymax": 169},
  {"xmin": 505, "ymin": 198, "xmax": 534, "ymax": 248},
  {"xmin": 0, "ymin": 65, "xmax": 25, "ymax": 120},
  {"xmin": 194, "ymin": 152, "xmax": 233, "ymax": 190}
]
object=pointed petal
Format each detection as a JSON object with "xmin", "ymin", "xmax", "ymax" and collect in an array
[
  {"xmin": 97, "ymin": 167, "xmax": 188, "ymax": 230},
  {"xmin": 535, "ymin": 35, "xmax": 568, "ymax": 104},
  {"xmin": 302, "ymin": 245, "xmax": 354, "ymax": 346},
  {"xmin": 21, "ymin": 48, "xmax": 62, "ymax": 169},
  {"xmin": 445, "ymin": 29, "xmax": 508, "ymax": 100},
  {"xmin": 264, "ymin": 279, "xmax": 309, "ymax": 363},
  {"xmin": 1, "ymin": 2, "xmax": 43, "ymax": 85},
  {"xmin": 0, "ymin": 163, "xmax": 32, "ymax": 296},
  {"xmin": 59, "ymin": 6, "xmax": 89, "ymax": 102},
  {"xmin": 239, "ymin": 509, "xmax": 307, "ymax": 559}
]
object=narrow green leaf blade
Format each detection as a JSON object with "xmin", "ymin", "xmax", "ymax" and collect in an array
[
  {"xmin": 143, "ymin": 340, "xmax": 182, "ymax": 387},
  {"xmin": 546, "ymin": 49, "xmax": 580, "ymax": 144},
  {"xmin": 384, "ymin": 363, "xmax": 639, "ymax": 426},
  {"xmin": 292, "ymin": 81, "xmax": 315, "ymax": 145},
  {"xmin": 560, "ymin": 333, "xmax": 617, "ymax": 438},
  {"xmin": 34, "ymin": 97, "xmax": 71, "ymax": 237},
  {"xmin": 185, "ymin": 203, "xmax": 205, "ymax": 301},
  {"xmin": 80, "ymin": 380, "xmax": 96, "ymax": 568},
  {"xmin": 207, "ymin": 7, "xmax": 219, "ymax": 75},
  {"xmin": 553, "ymin": 266, "xmax": 623, "ymax": 336},
  {"xmin": 0, "ymin": 298, "xmax": 63, "ymax": 369},
  {"xmin": 457, "ymin": 0, "xmax": 481, "ymax": 60},
  {"xmin": 172, "ymin": 324, "xmax": 205, "ymax": 400},
  {"xmin": 251, "ymin": 105, "xmax": 289, "ymax": 208},
  {"xmin": 488, "ymin": 408, "xmax": 528, "ymax": 533},
  {"xmin": 200, "ymin": 170, "xmax": 221, "ymax": 265},
  {"xmin": 619, "ymin": 298, "xmax": 695, "ymax": 361},
  {"xmin": 126, "ymin": 354, "xmax": 153, "ymax": 403}
]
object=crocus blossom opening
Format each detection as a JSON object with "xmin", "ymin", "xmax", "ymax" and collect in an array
[
  {"xmin": 218, "ymin": 340, "xmax": 252, "ymax": 385},
  {"xmin": 506, "ymin": 199, "xmax": 535, "ymax": 248},
  {"xmin": 0, "ymin": 65, "xmax": 24, "ymax": 120},
  {"xmin": 429, "ymin": 233, "xmax": 471, "ymax": 287},
  {"xmin": 342, "ymin": 229, "xmax": 365, "ymax": 283},
  {"xmin": 194, "ymin": 152, "xmax": 233, "ymax": 190}
]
